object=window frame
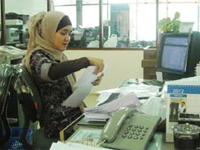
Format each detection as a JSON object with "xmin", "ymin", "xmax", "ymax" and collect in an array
[{"xmin": 1, "ymin": 0, "xmax": 199, "ymax": 50}]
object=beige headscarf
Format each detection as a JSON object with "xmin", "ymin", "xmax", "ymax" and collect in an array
[{"xmin": 23, "ymin": 11, "xmax": 75, "ymax": 86}]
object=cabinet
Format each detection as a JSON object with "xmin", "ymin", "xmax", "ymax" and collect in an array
[{"xmin": 141, "ymin": 49, "xmax": 157, "ymax": 79}]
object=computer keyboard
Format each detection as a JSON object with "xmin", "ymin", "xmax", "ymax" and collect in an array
[{"xmin": 142, "ymin": 79, "xmax": 164, "ymax": 87}]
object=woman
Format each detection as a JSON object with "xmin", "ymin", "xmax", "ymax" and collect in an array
[{"xmin": 23, "ymin": 11, "xmax": 104, "ymax": 138}]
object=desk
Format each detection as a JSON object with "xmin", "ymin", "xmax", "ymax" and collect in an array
[
  {"xmin": 65, "ymin": 123, "xmax": 174, "ymax": 150},
  {"xmin": 60, "ymin": 79, "xmax": 174, "ymax": 150}
]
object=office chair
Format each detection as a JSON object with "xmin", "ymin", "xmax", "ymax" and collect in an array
[
  {"xmin": 15, "ymin": 65, "xmax": 58, "ymax": 150},
  {"xmin": 0, "ymin": 64, "xmax": 13, "ymax": 147}
]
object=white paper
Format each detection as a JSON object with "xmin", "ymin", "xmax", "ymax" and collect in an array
[
  {"xmin": 62, "ymin": 84, "xmax": 93, "ymax": 107},
  {"xmin": 50, "ymin": 141, "xmax": 112, "ymax": 150},
  {"xmin": 69, "ymin": 128, "xmax": 103, "ymax": 146},
  {"xmin": 62, "ymin": 66, "xmax": 105, "ymax": 107},
  {"xmin": 84, "ymin": 92, "xmax": 140, "ymax": 121},
  {"xmin": 165, "ymin": 76, "xmax": 200, "ymax": 85},
  {"xmin": 75, "ymin": 66, "xmax": 98, "ymax": 87},
  {"xmin": 96, "ymin": 92, "xmax": 122, "ymax": 106}
]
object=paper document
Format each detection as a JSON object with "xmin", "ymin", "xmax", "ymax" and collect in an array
[
  {"xmin": 62, "ymin": 66, "xmax": 105, "ymax": 107},
  {"xmin": 84, "ymin": 92, "xmax": 140, "ymax": 121},
  {"xmin": 165, "ymin": 76, "xmax": 200, "ymax": 85},
  {"xmin": 97, "ymin": 83, "xmax": 160, "ymax": 102},
  {"xmin": 86, "ymin": 92, "xmax": 139, "ymax": 113},
  {"xmin": 75, "ymin": 66, "xmax": 103, "ymax": 87},
  {"xmin": 50, "ymin": 141, "xmax": 112, "ymax": 150},
  {"xmin": 96, "ymin": 92, "xmax": 122, "ymax": 106},
  {"xmin": 69, "ymin": 128, "xmax": 103, "ymax": 146}
]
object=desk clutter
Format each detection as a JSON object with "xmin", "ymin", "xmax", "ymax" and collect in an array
[
  {"xmin": 53, "ymin": 77, "xmax": 200, "ymax": 150},
  {"xmin": 0, "ymin": 45, "xmax": 25, "ymax": 63},
  {"xmin": 83, "ymin": 78, "xmax": 164, "ymax": 122},
  {"xmin": 84, "ymin": 92, "xmax": 139, "ymax": 122},
  {"xmin": 55, "ymin": 78, "xmax": 166, "ymax": 150},
  {"xmin": 57, "ymin": 107, "xmax": 162, "ymax": 150}
]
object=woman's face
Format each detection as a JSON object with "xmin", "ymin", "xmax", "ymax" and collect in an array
[{"xmin": 54, "ymin": 25, "xmax": 72, "ymax": 51}]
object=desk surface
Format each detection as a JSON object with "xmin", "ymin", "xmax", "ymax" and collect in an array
[
  {"xmin": 65, "ymin": 124, "xmax": 174, "ymax": 150},
  {"xmin": 61, "ymin": 79, "xmax": 174, "ymax": 150},
  {"xmin": 65, "ymin": 96, "xmax": 174, "ymax": 149}
]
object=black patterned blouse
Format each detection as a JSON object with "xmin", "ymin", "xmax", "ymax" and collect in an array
[{"xmin": 29, "ymin": 50, "xmax": 90, "ymax": 138}]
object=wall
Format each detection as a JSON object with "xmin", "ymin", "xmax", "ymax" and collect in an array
[{"xmin": 65, "ymin": 50, "xmax": 144, "ymax": 92}]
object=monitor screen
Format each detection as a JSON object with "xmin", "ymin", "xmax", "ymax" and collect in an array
[
  {"xmin": 161, "ymin": 36, "xmax": 189, "ymax": 72},
  {"xmin": 156, "ymin": 32, "xmax": 200, "ymax": 80}
]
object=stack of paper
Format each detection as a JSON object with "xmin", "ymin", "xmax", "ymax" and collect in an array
[
  {"xmin": 84, "ymin": 92, "xmax": 139, "ymax": 121},
  {"xmin": 96, "ymin": 92, "xmax": 122, "ymax": 106},
  {"xmin": 96, "ymin": 83, "xmax": 160, "ymax": 102}
]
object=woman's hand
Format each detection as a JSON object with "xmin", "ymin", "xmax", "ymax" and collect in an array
[
  {"xmin": 88, "ymin": 57, "xmax": 104, "ymax": 74},
  {"xmin": 92, "ymin": 73, "xmax": 104, "ymax": 86}
]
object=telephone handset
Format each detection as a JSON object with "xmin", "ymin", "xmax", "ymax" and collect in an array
[
  {"xmin": 101, "ymin": 107, "xmax": 134, "ymax": 143},
  {"xmin": 100, "ymin": 107, "xmax": 161, "ymax": 150}
]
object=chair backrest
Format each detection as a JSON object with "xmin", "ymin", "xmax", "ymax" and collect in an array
[
  {"xmin": 16, "ymin": 65, "xmax": 42, "ymax": 122},
  {"xmin": 15, "ymin": 65, "xmax": 43, "ymax": 149},
  {"xmin": 0, "ymin": 64, "xmax": 13, "ymax": 145}
]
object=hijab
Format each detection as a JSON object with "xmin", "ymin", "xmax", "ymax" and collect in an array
[{"xmin": 23, "ymin": 11, "xmax": 76, "ymax": 87}]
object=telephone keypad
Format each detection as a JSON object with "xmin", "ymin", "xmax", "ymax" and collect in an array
[
  {"xmin": 122, "ymin": 134, "xmax": 127, "ymax": 138},
  {"xmin": 121, "ymin": 124, "xmax": 149, "ymax": 140},
  {"xmin": 128, "ymin": 135, "xmax": 132, "ymax": 139},
  {"xmin": 136, "ymin": 133, "xmax": 140, "ymax": 136},
  {"xmin": 139, "ymin": 125, "xmax": 144, "ymax": 129},
  {"xmin": 132, "ymin": 128, "xmax": 136, "ymax": 132},
  {"xmin": 130, "ymin": 131, "xmax": 134, "ymax": 135},
  {"xmin": 138, "ymin": 129, "xmax": 142, "ymax": 132}
]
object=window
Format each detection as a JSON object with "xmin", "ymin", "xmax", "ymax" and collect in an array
[
  {"xmin": 53, "ymin": 0, "xmax": 200, "ymax": 50},
  {"xmin": 102, "ymin": 0, "xmax": 156, "ymax": 48},
  {"xmin": 54, "ymin": 6, "xmax": 76, "ymax": 27},
  {"xmin": 54, "ymin": 0, "xmax": 100, "ymax": 48},
  {"xmin": 159, "ymin": 0, "xmax": 199, "ymax": 31},
  {"xmin": 54, "ymin": 0, "xmax": 76, "ymax": 5}
]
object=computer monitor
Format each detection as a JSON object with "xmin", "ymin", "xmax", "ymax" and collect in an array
[{"xmin": 156, "ymin": 32, "xmax": 200, "ymax": 80}]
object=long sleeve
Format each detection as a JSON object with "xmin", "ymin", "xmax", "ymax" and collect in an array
[{"xmin": 49, "ymin": 57, "xmax": 91, "ymax": 80}]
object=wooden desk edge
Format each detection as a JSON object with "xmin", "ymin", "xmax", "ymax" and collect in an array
[{"xmin": 60, "ymin": 114, "xmax": 84, "ymax": 142}]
